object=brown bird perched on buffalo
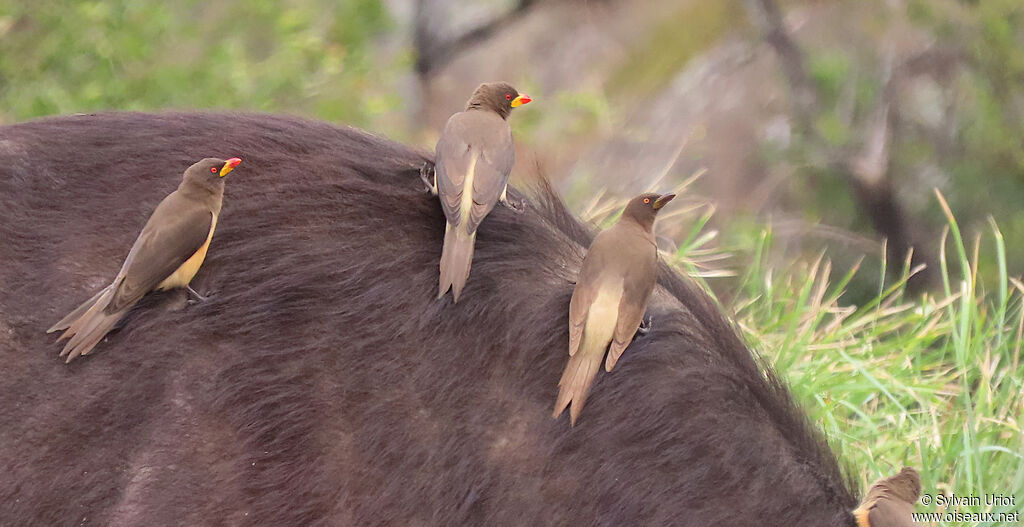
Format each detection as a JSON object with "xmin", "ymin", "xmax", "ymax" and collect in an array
[
  {"xmin": 47, "ymin": 157, "xmax": 241, "ymax": 362},
  {"xmin": 852, "ymin": 467, "xmax": 921, "ymax": 527},
  {"xmin": 553, "ymin": 192, "xmax": 675, "ymax": 425},
  {"xmin": 422, "ymin": 82, "xmax": 531, "ymax": 302}
]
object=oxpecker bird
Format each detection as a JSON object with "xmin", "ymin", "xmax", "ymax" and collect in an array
[
  {"xmin": 853, "ymin": 467, "xmax": 921, "ymax": 527},
  {"xmin": 553, "ymin": 192, "xmax": 675, "ymax": 425},
  {"xmin": 48, "ymin": 157, "xmax": 241, "ymax": 362},
  {"xmin": 423, "ymin": 82, "xmax": 531, "ymax": 302}
]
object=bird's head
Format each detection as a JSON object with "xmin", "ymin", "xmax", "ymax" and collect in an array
[
  {"xmin": 621, "ymin": 192, "xmax": 675, "ymax": 230},
  {"xmin": 886, "ymin": 467, "xmax": 922, "ymax": 503},
  {"xmin": 183, "ymin": 157, "xmax": 242, "ymax": 184},
  {"xmin": 467, "ymin": 82, "xmax": 531, "ymax": 119}
]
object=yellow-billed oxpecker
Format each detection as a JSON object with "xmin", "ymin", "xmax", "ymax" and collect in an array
[
  {"xmin": 47, "ymin": 157, "xmax": 242, "ymax": 362},
  {"xmin": 853, "ymin": 467, "xmax": 921, "ymax": 527},
  {"xmin": 553, "ymin": 192, "xmax": 675, "ymax": 425},
  {"xmin": 423, "ymin": 82, "xmax": 531, "ymax": 302}
]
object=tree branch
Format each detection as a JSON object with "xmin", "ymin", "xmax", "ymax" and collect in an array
[
  {"xmin": 414, "ymin": 0, "xmax": 538, "ymax": 77},
  {"xmin": 743, "ymin": 0, "xmax": 819, "ymax": 129},
  {"xmin": 746, "ymin": 0, "xmax": 935, "ymax": 290}
]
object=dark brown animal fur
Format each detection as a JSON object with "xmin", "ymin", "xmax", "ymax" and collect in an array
[{"xmin": 0, "ymin": 112, "xmax": 859, "ymax": 525}]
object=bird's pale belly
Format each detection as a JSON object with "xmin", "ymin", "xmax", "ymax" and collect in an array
[
  {"xmin": 157, "ymin": 215, "xmax": 217, "ymax": 290},
  {"xmin": 582, "ymin": 280, "xmax": 624, "ymax": 350}
]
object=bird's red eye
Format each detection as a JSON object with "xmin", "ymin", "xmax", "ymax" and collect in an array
[
  {"xmin": 210, "ymin": 166, "xmax": 218, "ymax": 173},
  {"xmin": 506, "ymin": 93, "xmax": 512, "ymax": 100},
  {"xmin": 643, "ymin": 198, "xmax": 651, "ymax": 204}
]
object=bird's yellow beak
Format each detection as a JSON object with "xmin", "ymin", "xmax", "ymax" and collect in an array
[
  {"xmin": 510, "ymin": 94, "xmax": 532, "ymax": 108},
  {"xmin": 653, "ymin": 194, "xmax": 675, "ymax": 210},
  {"xmin": 220, "ymin": 157, "xmax": 242, "ymax": 177}
]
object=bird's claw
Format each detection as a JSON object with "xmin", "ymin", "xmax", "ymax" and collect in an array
[
  {"xmin": 420, "ymin": 162, "xmax": 437, "ymax": 195},
  {"xmin": 637, "ymin": 315, "xmax": 652, "ymax": 336},
  {"xmin": 501, "ymin": 196, "xmax": 527, "ymax": 214},
  {"xmin": 186, "ymin": 286, "xmax": 210, "ymax": 304}
]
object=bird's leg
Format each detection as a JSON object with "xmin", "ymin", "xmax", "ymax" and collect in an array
[
  {"xmin": 420, "ymin": 162, "xmax": 438, "ymax": 195},
  {"xmin": 637, "ymin": 314, "xmax": 653, "ymax": 336},
  {"xmin": 499, "ymin": 185, "xmax": 526, "ymax": 214},
  {"xmin": 186, "ymin": 286, "xmax": 209, "ymax": 303}
]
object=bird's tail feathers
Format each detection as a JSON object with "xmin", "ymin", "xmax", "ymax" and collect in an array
[
  {"xmin": 51, "ymin": 285, "xmax": 127, "ymax": 362},
  {"xmin": 552, "ymin": 348, "xmax": 603, "ymax": 426},
  {"xmin": 47, "ymin": 285, "xmax": 112, "ymax": 333},
  {"xmin": 438, "ymin": 222, "xmax": 476, "ymax": 303}
]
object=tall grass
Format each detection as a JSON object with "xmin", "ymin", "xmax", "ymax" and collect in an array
[{"xmin": 587, "ymin": 187, "xmax": 1024, "ymax": 525}]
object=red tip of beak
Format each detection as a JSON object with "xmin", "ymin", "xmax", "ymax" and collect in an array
[
  {"xmin": 227, "ymin": 157, "xmax": 242, "ymax": 168},
  {"xmin": 519, "ymin": 95, "xmax": 532, "ymax": 104}
]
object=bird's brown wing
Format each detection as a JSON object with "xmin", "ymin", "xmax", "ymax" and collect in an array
[
  {"xmin": 864, "ymin": 498, "xmax": 916, "ymax": 527},
  {"xmin": 466, "ymin": 142, "xmax": 513, "ymax": 233},
  {"xmin": 605, "ymin": 241, "xmax": 658, "ymax": 371},
  {"xmin": 435, "ymin": 118, "xmax": 469, "ymax": 224},
  {"xmin": 435, "ymin": 111, "xmax": 513, "ymax": 232},
  {"xmin": 107, "ymin": 194, "xmax": 214, "ymax": 312}
]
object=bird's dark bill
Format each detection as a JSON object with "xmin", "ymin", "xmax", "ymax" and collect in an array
[{"xmin": 653, "ymin": 194, "xmax": 676, "ymax": 210}]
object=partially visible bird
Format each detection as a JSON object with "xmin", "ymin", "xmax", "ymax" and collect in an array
[
  {"xmin": 852, "ymin": 467, "xmax": 922, "ymax": 527},
  {"xmin": 48, "ymin": 157, "xmax": 242, "ymax": 362},
  {"xmin": 423, "ymin": 81, "xmax": 531, "ymax": 302},
  {"xmin": 553, "ymin": 192, "xmax": 675, "ymax": 425}
]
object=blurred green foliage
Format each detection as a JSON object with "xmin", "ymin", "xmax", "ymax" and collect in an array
[
  {"xmin": 908, "ymin": 0, "xmax": 1024, "ymax": 276},
  {"xmin": 609, "ymin": 0, "xmax": 745, "ymax": 97},
  {"xmin": 0, "ymin": 0, "xmax": 399, "ymax": 126},
  {"xmin": 760, "ymin": 0, "xmax": 1024, "ymax": 285}
]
